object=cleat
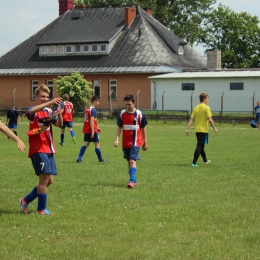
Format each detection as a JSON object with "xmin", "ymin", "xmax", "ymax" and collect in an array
[
  {"xmin": 127, "ymin": 182, "xmax": 137, "ymax": 188},
  {"xmin": 19, "ymin": 198, "xmax": 28, "ymax": 214},
  {"xmin": 59, "ymin": 143, "xmax": 63, "ymax": 146},
  {"xmin": 100, "ymin": 159, "xmax": 110, "ymax": 163},
  {"xmin": 72, "ymin": 137, "xmax": 76, "ymax": 145},
  {"xmin": 191, "ymin": 163, "xmax": 199, "ymax": 167},
  {"xmin": 205, "ymin": 160, "xmax": 211, "ymax": 165},
  {"xmin": 76, "ymin": 159, "xmax": 83, "ymax": 163},
  {"xmin": 36, "ymin": 209, "xmax": 54, "ymax": 215}
]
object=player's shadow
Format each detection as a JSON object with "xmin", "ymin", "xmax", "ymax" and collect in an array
[{"xmin": 0, "ymin": 209, "xmax": 15, "ymax": 215}]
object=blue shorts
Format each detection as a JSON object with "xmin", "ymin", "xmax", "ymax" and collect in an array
[
  {"xmin": 256, "ymin": 116, "xmax": 260, "ymax": 123},
  {"xmin": 84, "ymin": 132, "xmax": 100, "ymax": 142},
  {"xmin": 62, "ymin": 121, "xmax": 73, "ymax": 129},
  {"xmin": 31, "ymin": 153, "xmax": 57, "ymax": 175},
  {"xmin": 123, "ymin": 147, "xmax": 140, "ymax": 161},
  {"xmin": 8, "ymin": 124, "xmax": 17, "ymax": 129}
]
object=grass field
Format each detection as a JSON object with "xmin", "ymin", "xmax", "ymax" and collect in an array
[{"xmin": 0, "ymin": 119, "xmax": 260, "ymax": 260}]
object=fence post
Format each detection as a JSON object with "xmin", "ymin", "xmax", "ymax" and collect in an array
[
  {"xmin": 253, "ymin": 92, "xmax": 256, "ymax": 117},
  {"xmin": 162, "ymin": 90, "xmax": 165, "ymax": 123},
  {"xmin": 12, "ymin": 88, "xmax": 16, "ymax": 106},
  {"xmin": 221, "ymin": 91, "xmax": 224, "ymax": 125},
  {"xmin": 136, "ymin": 90, "xmax": 140, "ymax": 109}
]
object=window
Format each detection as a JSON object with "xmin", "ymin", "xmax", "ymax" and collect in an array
[
  {"xmin": 49, "ymin": 46, "xmax": 56, "ymax": 54},
  {"xmin": 46, "ymin": 80, "xmax": 54, "ymax": 99},
  {"xmin": 57, "ymin": 45, "xmax": 64, "ymax": 53},
  {"xmin": 91, "ymin": 44, "xmax": 98, "ymax": 52},
  {"xmin": 178, "ymin": 45, "xmax": 184, "ymax": 55},
  {"xmin": 75, "ymin": 45, "xmax": 81, "ymax": 53},
  {"xmin": 83, "ymin": 45, "xmax": 90, "ymax": 53},
  {"xmin": 100, "ymin": 44, "xmax": 107, "ymax": 52},
  {"xmin": 66, "ymin": 45, "xmax": 72, "ymax": 53},
  {"xmin": 31, "ymin": 80, "xmax": 38, "ymax": 100},
  {"xmin": 41, "ymin": 46, "xmax": 48, "ymax": 54},
  {"xmin": 182, "ymin": 83, "xmax": 195, "ymax": 91},
  {"xmin": 109, "ymin": 80, "xmax": 117, "ymax": 100},
  {"xmin": 93, "ymin": 80, "xmax": 101, "ymax": 97},
  {"xmin": 230, "ymin": 82, "xmax": 244, "ymax": 90}
]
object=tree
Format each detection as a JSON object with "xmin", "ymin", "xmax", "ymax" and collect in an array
[
  {"xmin": 54, "ymin": 71, "xmax": 93, "ymax": 109},
  {"xmin": 200, "ymin": 4, "xmax": 260, "ymax": 68}
]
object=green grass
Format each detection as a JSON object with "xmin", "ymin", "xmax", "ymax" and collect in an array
[{"xmin": 0, "ymin": 120, "xmax": 260, "ymax": 259}]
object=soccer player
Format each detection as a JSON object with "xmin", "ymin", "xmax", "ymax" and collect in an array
[
  {"xmin": 19, "ymin": 84, "xmax": 63, "ymax": 215},
  {"xmin": 76, "ymin": 95, "xmax": 108, "ymax": 163},
  {"xmin": 59, "ymin": 94, "xmax": 76, "ymax": 145},
  {"xmin": 6, "ymin": 104, "xmax": 20, "ymax": 139},
  {"xmin": 0, "ymin": 119, "xmax": 25, "ymax": 151},
  {"xmin": 114, "ymin": 94, "xmax": 148, "ymax": 188},
  {"xmin": 185, "ymin": 92, "xmax": 218, "ymax": 167},
  {"xmin": 254, "ymin": 101, "xmax": 260, "ymax": 130}
]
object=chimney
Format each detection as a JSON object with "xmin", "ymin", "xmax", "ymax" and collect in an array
[
  {"xmin": 59, "ymin": 0, "xmax": 74, "ymax": 16},
  {"xmin": 144, "ymin": 8, "xmax": 152, "ymax": 16},
  {"xmin": 125, "ymin": 7, "xmax": 136, "ymax": 28},
  {"xmin": 207, "ymin": 50, "xmax": 221, "ymax": 70}
]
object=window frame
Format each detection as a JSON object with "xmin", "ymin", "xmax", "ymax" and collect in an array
[
  {"xmin": 182, "ymin": 83, "xmax": 195, "ymax": 91},
  {"xmin": 93, "ymin": 79, "xmax": 101, "ymax": 98},
  {"xmin": 91, "ymin": 44, "xmax": 98, "ymax": 53},
  {"xmin": 66, "ymin": 45, "xmax": 73, "ymax": 53},
  {"xmin": 46, "ymin": 80, "xmax": 54, "ymax": 99},
  {"xmin": 109, "ymin": 79, "xmax": 117, "ymax": 100},
  {"xmin": 31, "ymin": 80, "xmax": 39, "ymax": 100},
  {"xmin": 230, "ymin": 82, "xmax": 244, "ymax": 90}
]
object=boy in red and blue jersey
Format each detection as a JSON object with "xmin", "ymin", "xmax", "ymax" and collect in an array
[
  {"xmin": 76, "ymin": 96, "xmax": 108, "ymax": 163},
  {"xmin": 19, "ymin": 84, "xmax": 63, "ymax": 215},
  {"xmin": 59, "ymin": 94, "xmax": 76, "ymax": 145},
  {"xmin": 114, "ymin": 94, "xmax": 148, "ymax": 188}
]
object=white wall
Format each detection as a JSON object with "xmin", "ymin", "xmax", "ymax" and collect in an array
[{"xmin": 151, "ymin": 77, "xmax": 260, "ymax": 112}]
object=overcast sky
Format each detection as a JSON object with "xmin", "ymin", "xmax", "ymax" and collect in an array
[{"xmin": 0, "ymin": 0, "xmax": 259, "ymax": 57}]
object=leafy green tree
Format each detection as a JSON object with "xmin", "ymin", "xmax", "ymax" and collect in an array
[
  {"xmin": 201, "ymin": 4, "xmax": 260, "ymax": 68},
  {"xmin": 54, "ymin": 71, "xmax": 93, "ymax": 109}
]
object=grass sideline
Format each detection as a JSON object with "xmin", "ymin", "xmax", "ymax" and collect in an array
[{"xmin": 0, "ymin": 120, "xmax": 260, "ymax": 259}]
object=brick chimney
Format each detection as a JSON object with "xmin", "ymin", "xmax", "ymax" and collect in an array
[
  {"xmin": 144, "ymin": 8, "xmax": 152, "ymax": 16},
  {"xmin": 207, "ymin": 50, "xmax": 222, "ymax": 70},
  {"xmin": 125, "ymin": 7, "xmax": 136, "ymax": 27},
  {"xmin": 59, "ymin": 0, "xmax": 74, "ymax": 16}
]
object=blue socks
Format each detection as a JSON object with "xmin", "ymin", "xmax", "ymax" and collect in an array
[
  {"xmin": 37, "ymin": 193, "xmax": 47, "ymax": 210},
  {"xmin": 78, "ymin": 146, "xmax": 87, "ymax": 160},
  {"xmin": 95, "ymin": 148, "xmax": 103, "ymax": 162},
  {"xmin": 129, "ymin": 167, "xmax": 137, "ymax": 183},
  {"xmin": 60, "ymin": 134, "xmax": 64, "ymax": 143},
  {"xmin": 24, "ymin": 186, "xmax": 37, "ymax": 204},
  {"xmin": 70, "ymin": 130, "xmax": 75, "ymax": 138}
]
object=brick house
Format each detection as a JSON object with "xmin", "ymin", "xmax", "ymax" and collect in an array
[{"xmin": 0, "ymin": 0, "xmax": 207, "ymax": 110}]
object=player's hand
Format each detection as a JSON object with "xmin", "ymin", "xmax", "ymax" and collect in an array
[
  {"xmin": 142, "ymin": 142, "xmax": 148, "ymax": 151},
  {"xmin": 98, "ymin": 128, "xmax": 101, "ymax": 133},
  {"xmin": 16, "ymin": 140, "xmax": 26, "ymax": 152},
  {"xmin": 185, "ymin": 130, "xmax": 189, "ymax": 136},
  {"xmin": 90, "ymin": 133, "xmax": 94, "ymax": 139},
  {"xmin": 114, "ymin": 141, "xmax": 119, "ymax": 147}
]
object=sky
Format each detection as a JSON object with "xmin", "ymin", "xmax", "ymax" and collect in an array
[{"xmin": 0, "ymin": 0, "xmax": 260, "ymax": 57}]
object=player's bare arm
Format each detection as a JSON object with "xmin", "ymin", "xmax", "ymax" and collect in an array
[
  {"xmin": 185, "ymin": 117, "xmax": 194, "ymax": 136},
  {"xmin": 141, "ymin": 127, "xmax": 148, "ymax": 151},
  {"xmin": 208, "ymin": 117, "xmax": 218, "ymax": 133},
  {"xmin": 114, "ymin": 127, "xmax": 122, "ymax": 147}
]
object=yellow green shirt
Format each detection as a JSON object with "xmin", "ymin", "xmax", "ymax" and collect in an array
[{"xmin": 191, "ymin": 103, "xmax": 212, "ymax": 133}]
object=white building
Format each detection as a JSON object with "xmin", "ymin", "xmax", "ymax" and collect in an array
[{"xmin": 149, "ymin": 67, "xmax": 260, "ymax": 113}]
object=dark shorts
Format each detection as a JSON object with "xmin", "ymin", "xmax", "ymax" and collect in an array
[
  {"xmin": 123, "ymin": 147, "xmax": 140, "ymax": 161},
  {"xmin": 62, "ymin": 121, "xmax": 73, "ymax": 129},
  {"xmin": 196, "ymin": 132, "xmax": 208, "ymax": 145},
  {"xmin": 256, "ymin": 116, "xmax": 260, "ymax": 123},
  {"xmin": 84, "ymin": 132, "xmax": 100, "ymax": 142},
  {"xmin": 31, "ymin": 153, "xmax": 57, "ymax": 175},
  {"xmin": 7, "ymin": 124, "xmax": 17, "ymax": 129}
]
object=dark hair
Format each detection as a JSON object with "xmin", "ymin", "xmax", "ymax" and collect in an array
[
  {"xmin": 124, "ymin": 94, "xmax": 135, "ymax": 103},
  {"xmin": 199, "ymin": 92, "xmax": 209, "ymax": 102},
  {"xmin": 91, "ymin": 95, "xmax": 100, "ymax": 103}
]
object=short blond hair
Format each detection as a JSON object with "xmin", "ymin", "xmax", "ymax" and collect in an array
[{"xmin": 35, "ymin": 84, "xmax": 50, "ymax": 97}]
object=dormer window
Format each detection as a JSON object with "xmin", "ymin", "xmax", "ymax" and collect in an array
[
  {"xmin": 100, "ymin": 44, "xmax": 107, "ymax": 52},
  {"xmin": 91, "ymin": 44, "xmax": 98, "ymax": 53},
  {"xmin": 57, "ymin": 45, "xmax": 64, "ymax": 54},
  {"xmin": 83, "ymin": 45, "xmax": 90, "ymax": 53},
  {"xmin": 66, "ymin": 45, "xmax": 72, "ymax": 53},
  {"xmin": 74, "ymin": 45, "xmax": 81, "ymax": 53},
  {"xmin": 49, "ymin": 46, "xmax": 56, "ymax": 54},
  {"xmin": 41, "ymin": 46, "xmax": 48, "ymax": 54},
  {"xmin": 178, "ymin": 45, "xmax": 184, "ymax": 55}
]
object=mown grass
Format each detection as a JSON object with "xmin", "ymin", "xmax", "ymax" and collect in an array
[{"xmin": 0, "ymin": 119, "xmax": 260, "ymax": 260}]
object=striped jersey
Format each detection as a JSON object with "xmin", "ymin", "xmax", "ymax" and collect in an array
[
  {"xmin": 27, "ymin": 107, "xmax": 57, "ymax": 157},
  {"xmin": 117, "ymin": 109, "xmax": 147, "ymax": 148}
]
